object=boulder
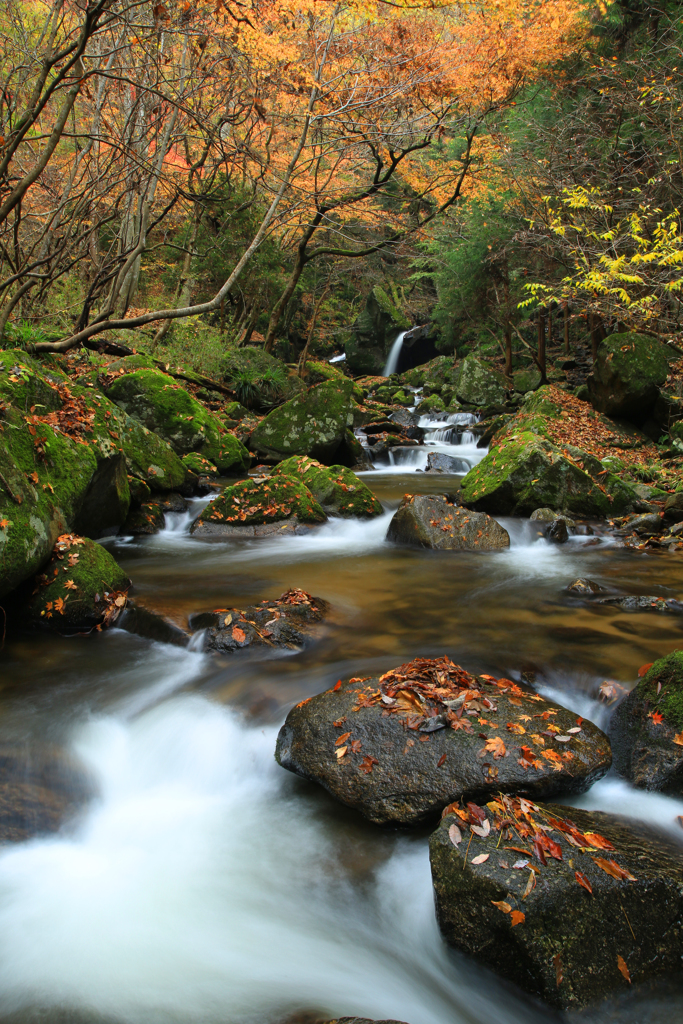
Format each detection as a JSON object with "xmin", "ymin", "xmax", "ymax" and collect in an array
[
  {"xmin": 566, "ymin": 578, "xmax": 607, "ymax": 596},
  {"xmin": 416, "ymin": 395, "xmax": 445, "ymax": 415},
  {"xmin": 459, "ymin": 432, "xmax": 637, "ymax": 517},
  {"xmin": 25, "ymin": 535, "xmax": 130, "ymax": 632},
  {"xmin": 123, "ymin": 502, "xmax": 166, "ymax": 535},
  {"xmin": 249, "ymin": 379, "xmax": 357, "ymax": 464},
  {"xmin": 454, "ymin": 356, "xmax": 508, "ymax": 408},
  {"xmin": 664, "ymin": 491, "xmax": 683, "ymax": 522},
  {"xmin": 546, "ymin": 518, "xmax": 568, "ymax": 543},
  {"xmin": 193, "ymin": 589, "xmax": 329, "ymax": 654},
  {"xmin": 191, "ymin": 476, "xmax": 326, "ymax": 537},
  {"xmin": 425, "ymin": 452, "xmax": 471, "ymax": 474},
  {"xmin": 512, "ymin": 368, "xmax": 542, "ymax": 394},
  {"xmin": 430, "ymin": 795, "xmax": 683, "ymax": 1011},
  {"xmin": 105, "ymin": 369, "xmax": 250, "ymax": 474},
  {"xmin": 345, "ymin": 285, "xmax": 411, "ymax": 375},
  {"xmin": 386, "ymin": 495, "xmax": 510, "ymax": 551},
  {"xmin": 610, "ymin": 652, "xmax": 683, "ymax": 792},
  {"xmin": 334, "ymin": 428, "xmax": 374, "ymax": 471},
  {"xmin": 275, "ymin": 657, "xmax": 611, "ymax": 826},
  {"xmin": 73, "ymin": 451, "xmax": 130, "ymax": 538},
  {"xmin": 182, "ymin": 452, "xmax": 219, "ymax": 477},
  {"xmin": 587, "ymin": 332, "xmax": 670, "ymax": 420},
  {"xmin": 117, "ymin": 602, "xmax": 190, "ymax": 647},
  {"xmin": 271, "ymin": 456, "xmax": 383, "ymax": 518}
]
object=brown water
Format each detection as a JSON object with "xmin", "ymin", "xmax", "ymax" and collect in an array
[{"xmin": 0, "ymin": 468, "xmax": 682, "ymax": 1024}]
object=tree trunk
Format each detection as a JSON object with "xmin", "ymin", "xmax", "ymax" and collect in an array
[
  {"xmin": 538, "ymin": 312, "xmax": 547, "ymax": 382},
  {"xmin": 264, "ymin": 251, "xmax": 306, "ymax": 354},
  {"xmin": 564, "ymin": 302, "xmax": 569, "ymax": 353}
]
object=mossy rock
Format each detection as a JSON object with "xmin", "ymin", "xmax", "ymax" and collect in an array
[
  {"xmin": 105, "ymin": 369, "xmax": 249, "ymax": 474},
  {"xmin": 124, "ymin": 502, "xmax": 165, "ymax": 535},
  {"xmin": 459, "ymin": 431, "xmax": 636, "ymax": 517},
  {"xmin": 105, "ymin": 353, "xmax": 158, "ymax": 373},
  {"xmin": 513, "ymin": 367, "xmax": 542, "ymax": 393},
  {"xmin": 392, "ymin": 389, "xmax": 414, "ymax": 407},
  {"xmin": 587, "ymin": 332, "xmax": 670, "ymax": 420},
  {"xmin": 454, "ymin": 356, "xmax": 508, "ymax": 408},
  {"xmin": 222, "ymin": 401, "xmax": 248, "ymax": 422},
  {"xmin": 416, "ymin": 394, "xmax": 445, "ymax": 414},
  {"xmin": 271, "ymin": 456, "xmax": 383, "ymax": 518},
  {"xmin": 192, "ymin": 476, "xmax": 326, "ymax": 534},
  {"xmin": 25, "ymin": 535, "xmax": 130, "ymax": 631},
  {"xmin": 249, "ymin": 378, "xmax": 356, "ymax": 464},
  {"xmin": 303, "ymin": 360, "xmax": 346, "ymax": 384},
  {"xmin": 0, "ymin": 349, "xmax": 63, "ymax": 413},
  {"xmin": 610, "ymin": 652, "xmax": 683, "ymax": 793},
  {"xmin": 374, "ymin": 386, "xmax": 396, "ymax": 402},
  {"xmin": 128, "ymin": 475, "xmax": 151, "ymax": 506},
  {"xmin": 181, "ymin": 452, "xmax": 218, "ymax": 477},
  {"xmin": 73, "ymin": 452, "xmax": 130, "ymax": 538}
]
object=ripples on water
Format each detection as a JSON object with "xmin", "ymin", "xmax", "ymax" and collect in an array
[{"xmin": 0, "ymin": 467, "xmax": 682, "ymax": 1024}]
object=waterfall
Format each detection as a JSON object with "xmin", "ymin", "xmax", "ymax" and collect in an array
[{"xmin": 383, "ymin": 330, "xmax": 407, "ymax": 376}]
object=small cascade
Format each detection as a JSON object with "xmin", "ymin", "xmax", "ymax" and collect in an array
[{"xmin": 383, "ymin": 331, "xmax": 408, "ymax": 376}]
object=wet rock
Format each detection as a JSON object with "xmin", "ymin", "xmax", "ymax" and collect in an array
[
  {"xmin": 587, "ymin": 332, "xmax": 670, "ymax": 421},
  {"xmin": 335, "ymin": 428, "xmax": 373, "ymax": 471},
  {"xmin": 249, "ymin": 379, "xmax": 357, "ymax": 464},
  {"xmin": 156, "ymin": 492, "xmax": 189, "ymax": 514},
  {"xmin": 387, "ymin": 495, "xmax": 510, "ymax": 551},
  {"xmin": 425, "ymin": 452, "xmax": 471, "ymax": 474},
  {"xmin": 73, "ymin": 451, "xmax": 130, "ymax": 538},
  {"xmin": 530, "ymin": 508, "xmax": 558, "ymax": 522},
  {"xmin": 198, "ymin": 589, "xmax": 329, "ymax": 653},
  {"xmin": 566, "ymin": 578, "xmax": 607, "ymax": 596},
  {"xmin": 389, "ymin": 408, "xmax": 420, "ymax": 428},
  {"xmin": 191, "ymin": 476, "xmax": 326, "ymax": 537},
  {"xmin": 610, "ymin": 653, "xmax": 683, "ymax": 792},
  {"xmin": 664, "ymin": 491, "xmax": 683, "ymax": 522},
  {"xmin": 0, "ymin": 743, "xmax": 93, "ymax": 843},
  {"xmin": 546, "ymin": 518, "xmax": 568, "ymax": 544},
  {"xmin": 275, "ymin": 657, "xmax": 611, "ymax": 826},
  {"xmin": 597, "ymin": 595, "xmax": 683, "ymax": 614},
  {"xmin": 124, "ymin": 501, "xmax": 166, "ymax": 535},
  {"xmin": 182, "ymin": 452, "xmax": 219, "ymax": 478},
  {"xmin": 622, "ymin": 513, "xmax": 663, "ymax": 536},
  {"xmin": 117, "ymin": 602, "xmax": 190, "ymax": 647},
  {"xmin": 459, "ymin": 432, "xmax": 637, "ymax": 518},
  {"xmin": 430, "ymin": 795, "xmax": 683, "ymax": 1011},
  {"xmin": 271, "ymin": 456, "xmax": 383, "ymax": 518},
  {"xmin": 25, "ymin": 535, "xmax": 130, "ymax": 632},
  {"xmin": 416, "ymin": 394, "xmax": 445, "ymax": 415},
  {"xmin": 321, "ymin": 1019, "xmax": 409, "ymax": 1024}
]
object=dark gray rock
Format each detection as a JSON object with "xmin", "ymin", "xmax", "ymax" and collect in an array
[
  {"xmin": 425, "ymin": 452, "xmax": 471, "ymax": 474},
  {"xmin": 275, "ymin": 657, "xmax": 612, "ymax": 826},
  {"xmin": 622, "ymin": 513, "xmax": 663, "ymax": 536},
  {"xmin": 566, "ymin": 578, "xmax": 607, "ymax": 596},
  {"xmin": 118, "ymin": 603, "xmax": 190, "ymax": 647},
  {"xmin": 73, "ymin": 452, "xmax": 130, "ymax": 538},
  {"xmin": 546, "ymin": 518, "xmax": 569, "ymax": 543},
  {"xmin": 198, "ymin": 589, "xmax": 329, "ymax": 654},
  {"xmin": 386, "ymin": 495, "xmax": 510, "ymax": 551},
  {"xmin": 123, "ymin": 501, "xmax": 166, "ymax": 535},
  {"xmin": 430, "ymin": 795, "xmax": 683, "ymax": 1010}
]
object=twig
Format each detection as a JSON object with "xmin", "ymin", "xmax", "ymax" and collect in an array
[{"xmin": 463, "ymin": 828, "xmax": 473, "ymax": 868}]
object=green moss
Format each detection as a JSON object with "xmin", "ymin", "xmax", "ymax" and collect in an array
[
  {"xmin": 182, "ymin": 452, "xmax": 218, "ymax": 476},
  {"xmin": 105, "ymin": 369, "xmax": 249, "ymax": 474},
  {"xmin": 372, "ymin": 285, "xmax": 410, "ymax": 329},
  {"xmin": 0, "ymin": 349, "xmax": 63, "ymax": 413},
  {"xmin": 523, "ymin": 386, "xmax": 563, "ymax": 418},
  {"xmin": 304, "ymin": 360, "xmax": 346, "ymax": 384},
  {"xmin": 26, "ymin": 535, "xmax": 129, "ymax": 630},
  {"xmin": 197, "ymin": 476, "xmax": 326, "ymax": 526},
  {"xmin": 454, "ymin": 356, "xmax": 508, "ymax": 408},
  {"xmin": 271, "ymin": 455, "xmax": 383, "ymax": 518},
  {"xmin": 222, "ymin": 401, "xmax": 248, "ymax": 422},
  {"xmin": 392, "ymin": 389, "xmax": 414, "ymax": 407},
  {"xmin": 249, "ymin": 378, "xmax": 356, "ymax": 463},
  {"xmin": 638, "ymin": 652, "xmax": 683, "ymax": 731},
  {"xmin": 417, "ymin": 394, "xmax": 446, "ymax": 414}
]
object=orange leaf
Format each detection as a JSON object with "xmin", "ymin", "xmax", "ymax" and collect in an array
[
  {"xmin": 575, "ymin": 870, "xmax": 592, "ymax": 895},
  {"xmin": 232, "ymin": 626, "xmax": 246, "ymax": 643},
  {"xmin": 64, "ymin": 580, "xmax": 77, "ymax": 590},
  {"xmin": 359, "ymin": 755, "xmax": 378, "ymax": 774},
  {"xmin": 333, "ymin": 680, "xmax": 342, "ymax": 691},
  {"xmin": 649, "ymin": 711, "xmax": 664, "ymax": 725},
  {"xmin": 350, "ymin": 739, "xmax": 362, "ymax": 753},
  {"xmin": 480, "ymin": 736, "xmax": 506, "ymax": 759},
  {"xmin": 510, "ymin": 910, "xmax": 525, "ymax": 926},
  {"xmin": 674, "ymin": 733, "xmax": 683, "ymax": 746},
  {"xmin": 507, "ymin": 722, "xmax": 526, "ymax": 734},
  {"xmin": 335, "ymin": 732, "xmax": 351, "ymax": 746},
  {"xmin": 491, "ymin": 900, "xmax": 511, "ymax": 913},
  {"xmin": 592, "ymin": 857, "xmax": 636, "ymax": 882},
  {"xmin": 437, "ymin": 753, "xmax": 447, "ymax": 766},
  {"xmin": 335, "ymin": 746, "xmax": 348, "ymax": 759},
  {"xmin": 617, "ymin": 955, "xmax": 631, "ymax": 983},
  {"xmin": 554, "ymin": 954, "xmax": 563, "ymax": 987},
  {"xmin": 583, "ymin": 832, "xmax": 616, "ymax": 851},
  {"xmin": 638, "ymin": 663, "xmax": 653, "ymax": 677}
]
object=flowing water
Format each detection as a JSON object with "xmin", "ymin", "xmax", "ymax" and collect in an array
[{"xmin": 1, "ymin": 459, "xmax": 683, "ymax": 1024}]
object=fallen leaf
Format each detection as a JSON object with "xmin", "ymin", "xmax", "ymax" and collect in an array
[
  {"xmin": 575, "ymin": 870, "xmax": 593, "ymax": 895},
  {"xmin": 673, "ymin": 734, "xmax": 683, "ymax": 747},
  {"xmin": 448, "ymin": 824, "xmax": 462, "ymax": 847},
  {"xmin": 480, "ymin": 736, "xmax": 506, "ymax": 759},
  {"xmin": 491, "ymin": 900, "xmax": 511, "ymax": 913},
  {"xmin": 617, "ymin": 955, "xmax": 631, "ymax": 983},
  {"xmin": 522, "ymin": 870, "xmax": 536, "ymax": 899},
  {"xmin": 638, "ymin": 663, "xmax": 653, "ymax": 677},
  {"xmin": 359, "ymin": 755, "xmax": 378, "ymax": 774},
  {"xmin": 350, "ymin": 739, "xmax": 362, "ymax": 753},
  {"xmin": 554, "ymin": 953, "xmax": 563, "ymax": 987},
  {"xmin": 0, "ymin": 519, "xmax": 9, "ymax": 529},
  {"xmin": 567, "ymin": 727, "xmax": 582, "ymax": 734},
  {"xmin": 649, "ymin": 711, "xmax": 664, "ymax": 725},
  {"xmin": 232, "ymin": 626, "xmax": 246, "ymax": 643},
  {"xmin": 335, "ymin": 732, "xmax": 351, "ymax": 746},
  {"xmin": 437, "ymin": 753, "xmax": 447, "ymax": 767},
  {"xmin": 510, "ymin": 910, "xmax": 525, "ymax": 926},
  {"xmin": 335, "ymin": 746, "xmax": 348, "ymax": 759},
  {"xmin": 592, "ymin": 857, "xmax": 636, "ymax": 881},
  {"xmin": 507, "ymin": 722, "xmax": 526, "ymax": 734},
  {"xmin": 64, "ymin": 580, "xmax": 77, "ymax": 590},
  {"xmin": 471, "ymin": 819, "xmax": 491, "ymax": 838},
  {"xmin": 471, "ymin": 853, "xmax": 489, "ymax": 865},
  {"xmin": 512, "ymin": 858, "xmax": 530, "ymax": 869},
  {"xmin": 54, "ymin": 597, "xmax": 66, "ymax": 613},
  {"xmin": 584, "ymin": 832, "xmax": 616, "ymax": 851},
  {"xmin": 333, "ymin": 680, "xmax": 342, "ymax": 691}
]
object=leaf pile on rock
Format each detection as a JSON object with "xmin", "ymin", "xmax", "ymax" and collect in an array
[
  {"xmin": 191, "ymin": 476, "xmax": 326, "ymax": 537},
  {"xmin": 191, "ymin": 588, "xmax": 330, "ymax": 653},
  {"xmin": 386, "ymin": 494, "xmax": 510, "ymax": 551},
  {"xmin": 275, "ymin": 656, "xmax": 611, "ymax": 825},
  {"xmin": 430, "ymin": 795, "xmax": 683, "ymax": 1010}
]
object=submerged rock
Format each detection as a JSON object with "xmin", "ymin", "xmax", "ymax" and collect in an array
[
  {"xmin": 566, "ymin": 578, "xmax": 607, "ymax": 596},
  {"xmin": 249, "ymin": 379, "xmax": 357, "ymax": 464},
  {"xmin": 271, "ymin": 456, "xmax": 383, "ymax": 518},
  {"xmin": 546, "ymin": 518, "xmax": 568, "ymax": 544},
  {"xmin": 610, "ymin": 653, "xmax": 683, "ymax": 792},
  {"xmin": 117, "ymin": 602, "xmax": 190, "ymax": 647},
  {"xmin": 195, "ymin": 589, "xmax": 329, "ymax": 653},
  {"xmin": 275, "ymin": 657, "xmax": 611, "ymax": 826},
  {"xmin": 191, "ymin": 476, "xmax": 326, "ymax": 537},
  {"xmin": 24, "ymin": 535, "xmax": 130, "ymax": 632},
  {"xmin": 430, "ymin": 795, "xmax": 683, "ymax": 1010},
  {"xmin": 0, "ymin": 742, "xmax": 93, "ymax": 843},
  {"xmin": 386, "ymin": 495, "xmax": 510, "ymax": 551},
  {"xmin": 587, "ymin": 332, "xmax": 670, "ymax": 420}
]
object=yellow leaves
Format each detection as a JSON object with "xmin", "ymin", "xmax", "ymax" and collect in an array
[{"xmin": 541, "ymin": 749, "xmax": 564, "ymax": 772}]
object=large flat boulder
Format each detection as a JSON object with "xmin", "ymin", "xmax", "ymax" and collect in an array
[
  {"xmin": 271, "ymin": 456, "xmax": 383, "ymax": 517},
  {"xmin": 459, "ymin": 432, "xmax": 637, "ymax": 517},
  {"xmin": 249, "ymin": 379, "xmax": 357, "ymax": 464},
  {"xmin": 191, "ymin": 476, "xmax": 326, "ymax": 537},
  {"xmin": 386, "ymin": 495, "xmax": 510, "ymax": 551},
  {"xmin": 610, "ymin": 652, "xmax": 683, "ymax": 792},
  {"xmin": 275, "ymin": 657, "xmax": 611, "ymax": 826},
  {"xmin": 106, "ymin": 368, "xmax": 249, "ymax": 474},
  {"xmin": 587, "ymin": 332, "xmax": 670, "ymax": 420},
  {"xmin": 430, "ymin": 796, "xmax": 683, "ymax": 1010}
]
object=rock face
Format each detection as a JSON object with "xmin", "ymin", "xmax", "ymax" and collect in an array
[
  {"xmin": 106, "ymin": 368, "xmax": 250, "ymax": 473},
  {"xmin": 587, "ymin": 332, "xmax": 670, "ymax": 420},
  {"xmin": 425, "ymin": 452, "xmax": 471, "ymax": 474},
  {"xmin": 192, "ymin": 589, "xmax": 329, "ymax": 653},
  {"xmin": 25, "ymin": 534, "xmax": 130, "ymax": 631},
  {"xmin": 271, "ymin": 456, "xmax": 383, "ymax": 518},
  {"xmin": 0, "ymin": 742, "xmax": 93, "ymax": 843},
  {"xmin": 454, "ymin": 356, "xmax": 507, "ymax": 408},
  {"xmin": 346, "ymin": 285, "xmax": 411, "ymax": 375},
  {"xmin": 610, "ymin": 653, "xmax": 683, "ymax": 792},
  {"xmin": 73, "ymin": 451, "xmax": 130, "ymax": 538},
  {"xmin": 386, "ymin": 495, "xmax": 510, "ymax": 551},
  {"xmin": 275, "ymin": 657, "xmax": 611, "ymax": 826},
  {"xmin": 430, "ymin": 795, "xmax": 683, "ymax": 1011},
  {"xmin": 459, "ymin": 432, "xmax": 637, "ymax": 517},
  {"xmin": 191, "ymin": 476, "xmax": 326, "ymax": 537},
  {"xmin": 249, "ymin": 379, "xmax": 357, "ymax": 464}
]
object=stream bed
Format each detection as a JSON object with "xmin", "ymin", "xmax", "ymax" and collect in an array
[{"xmin": 0, "ymin": 462, "xmax": 683, "ymax": 1024}]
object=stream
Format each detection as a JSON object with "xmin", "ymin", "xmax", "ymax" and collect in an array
[{"xmin": 1, "ymin": 427, "xmax": 683, "ymax": 1024}]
